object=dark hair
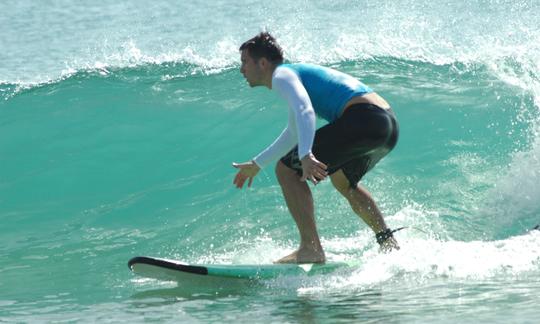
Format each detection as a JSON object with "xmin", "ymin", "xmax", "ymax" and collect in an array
[{"xmin": 239, "ymin": 32, "xmax": 284, "ymax": 65}]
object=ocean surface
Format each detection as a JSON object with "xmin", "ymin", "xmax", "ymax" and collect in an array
[{"xmin": 1, "ymin": 0, "xmax": 540, "ymax": 322}]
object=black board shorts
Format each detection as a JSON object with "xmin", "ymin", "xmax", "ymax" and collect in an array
[{"xmin": 280, "ymin": 103, "xmax": 399, "ymax": 188}]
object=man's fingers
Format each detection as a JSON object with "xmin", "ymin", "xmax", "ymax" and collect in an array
[
  {"xmin": 233, "ymin": 162, "xmax": 251, "ymax": 169},
  {"xmin": 236, "ymin": 177, "xmax": 245, "ymax": 188},
  {"xmin": 232, "ymin": 162, "xmax": 243, "ymax": 169},
  {"xmin": 310, "ymin": 158, "xmax": 328, "ymax": 170},
  {"xmin": 234, "ymin": 172, "xmax": 256, "ymax": 189},
  {"xmin": 234, "ymin": 172, "xmax": 242, "ymax": 184},
  {"xmin": 301, "ymin": 171, "xmax": 325, "ymax": 183},
  {"xmin": 234, "ymin": 172, "xmax": 245, "ymax": 188},
  {"xmin": 302, "ymin": 166, "xmax": 327, "ymax": 182},
  {"xmin": 316, "ymin": 170, "xmax": 328, "ymax": 179},
  {"xmin": 317, "ymin": 161, "xmax": 328, "ymax": 170},
  {"xmin": 314, "ymin": 163, "xmax": 328, "ymax": 173}
]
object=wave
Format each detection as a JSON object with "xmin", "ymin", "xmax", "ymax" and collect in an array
[
  {"xmin": 0, "ymin": 60, "xmax": 217, "ymax": 101},
  {"xmin": 1, "ymin": 47, "xmax": 538, "ymax": 240},
  {"xmin": 2, "ymin": 1, "xmax": 539, "ymax": 102},
  {"xmin": 2, "ymin": 49, "xmax": 539, "ymax": 103}
]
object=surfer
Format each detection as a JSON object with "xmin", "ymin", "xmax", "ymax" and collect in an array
[{"xmin": 233, "ymin": 32, "xmax": 400, "ymax": 263}]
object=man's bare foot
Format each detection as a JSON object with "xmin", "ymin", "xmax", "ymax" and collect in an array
[
  {"xmin": 379, "ymin": 236, "xmax": 400, "ymax": 253},
  {"xmin": 274, "ymin": 247, "xmax": 326, "ymax": 264}
]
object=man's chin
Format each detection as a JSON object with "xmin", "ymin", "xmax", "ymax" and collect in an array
[{"xmin": 244, "ymin": 78, "xmax": 258, "ymax": 87}]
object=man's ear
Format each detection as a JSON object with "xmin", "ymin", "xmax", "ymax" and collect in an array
[{"xmin": 258, "ymin": 57, "xmax": 270, "ymax": 69}]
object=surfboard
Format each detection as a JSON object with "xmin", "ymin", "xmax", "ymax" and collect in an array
[{"xmin": 128, "ymin": 256, "xmax": 355, "ymax": 282}]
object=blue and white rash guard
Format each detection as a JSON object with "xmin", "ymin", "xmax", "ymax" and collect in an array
[{"xmin": 253, "ymin": 63, "xmax": 373, "ymax": 168}]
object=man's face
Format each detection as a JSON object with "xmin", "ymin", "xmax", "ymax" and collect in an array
[{"xmin": 240, "ymin": 50, "xmax": 263, "ymax": 87}]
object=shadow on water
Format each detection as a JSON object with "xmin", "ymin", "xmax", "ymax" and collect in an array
[
  {"xmin": 129, "ymin": 279, "xmax": 266, "ymax": 303},
  {"xmin": 128, "ymin": 279, "xmax": 397, "ymax": 323},
  {"xmin": 267, "ymin": 290, "xmax": 410, "ymax": 324}
]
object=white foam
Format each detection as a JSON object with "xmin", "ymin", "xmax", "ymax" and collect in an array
[
  {"xmin": 191, "ymin": 204, "xmax": 540, "ymax": 294},
  {"xmin": 482, "ymin": 124, "xmax": 540, "ymax": 230},
  {"xmin": 295, "ymin": 230, "xmax": 540, "ymax": 295}
]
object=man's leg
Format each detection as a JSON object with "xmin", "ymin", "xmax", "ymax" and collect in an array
[
  {"xmin": 330, "ymin": 169, "xmax": 399, "ymax": 251},
  {"xmin": 274, "ymin": 161, "xmax": 326, "ymax": 263}
]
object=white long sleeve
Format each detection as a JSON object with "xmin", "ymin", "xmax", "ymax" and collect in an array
[
  {"xmin": 252, "ymin": 66, "xmax": 316, "ymax": 168},
  {"xmin": 252, "ymin": 122, "xmax": 295, "ymax": 168}
]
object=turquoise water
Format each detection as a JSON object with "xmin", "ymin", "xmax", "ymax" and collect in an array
[{"xmin": 1, "ymin": 0, "xmax": 540, "ymax": 322}]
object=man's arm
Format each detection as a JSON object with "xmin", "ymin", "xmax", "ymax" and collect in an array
[
  {"xmin": 272, "ymin": 67, "xmax": 316, "ymax": 160},
  {"xmin": 271, "ymin": 67, "xmax": 328, "ymax": 184},
  {"xmin": 233, "ymin": 66, "xmax": 327, "ymax": 189},
  {"xmin": 252, "ymin": 125, "xmax": 295, "ymax": 168}
]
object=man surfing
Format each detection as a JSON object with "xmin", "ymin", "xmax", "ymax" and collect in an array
[{"xmin": 233, "ymin": 32, "xmax": 400, "ymax": 264}]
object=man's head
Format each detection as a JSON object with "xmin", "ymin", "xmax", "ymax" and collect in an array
[{"xmin": 239, "ymin": 32, "xmax": 283, "ymax": 88}]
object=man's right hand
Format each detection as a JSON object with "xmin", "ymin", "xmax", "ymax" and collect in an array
[{"xmin": 232, "ymin": 161, "xmax": 260, "ymax": 189}]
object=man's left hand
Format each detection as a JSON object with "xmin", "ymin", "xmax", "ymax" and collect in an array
[{"xmin": 300, "ymin": 153, "xmax": 328, "ymax": 184}]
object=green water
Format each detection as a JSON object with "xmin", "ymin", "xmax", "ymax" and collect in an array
[{"xmin": 1, "ymin": 1, "xmax": 540, "ymax": 322}]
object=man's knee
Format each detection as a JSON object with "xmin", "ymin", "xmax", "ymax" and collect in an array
[{"xmin": 330, "ymin": 170, "xmax": 354, "ymax": 197}]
